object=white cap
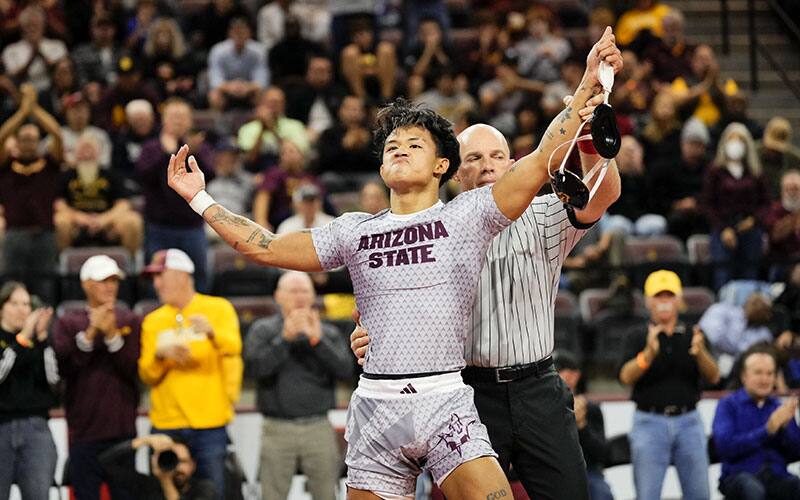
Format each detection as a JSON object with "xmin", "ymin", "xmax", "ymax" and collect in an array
[
  {"xmin": 142, "ymin": 248, "xmax": 195, "ymax": 275},
  {"xmin": 80, "ymin": 255, "xmax": 126, "ymax": 282}
]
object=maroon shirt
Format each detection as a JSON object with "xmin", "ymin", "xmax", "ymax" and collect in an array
[
  {"xmin": 52, "ymin": 307, "xmax": 141, "ymax": 443},
  {"xmin": 701, "ymin": 165, "xmax": 771, "ymax": 230},
  {"xmin": 258, "ymin": 166, "xmax": 322, "ymax": 228},
  {"xmin": 763, "ymin": 201, "xmax": 800, "ymax": 260},
  {"xmin": 0, "ymin": 155, "xmax": 61, "ymax": 229},
  {"xmin": 136, "ymin": 138, "xmax": 215, "ymax": 227}
]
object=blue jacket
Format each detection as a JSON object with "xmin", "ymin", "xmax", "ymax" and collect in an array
[{"xmin": 712, "ymin": 388, "xmax": 800, "ymax": 480}]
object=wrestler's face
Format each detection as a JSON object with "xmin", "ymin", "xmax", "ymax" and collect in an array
[
  {"xmin": 456, "ymin": 126, "xmax": 513, "ymax": 190},
  {"xmin": 380, "ymin": 126, "xmax": 448, "ymax": 193}
]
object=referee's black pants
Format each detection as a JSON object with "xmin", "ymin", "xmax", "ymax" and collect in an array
[{"xmin": 465, "ymin": 366, "xmax": 590, "ymax": 500}]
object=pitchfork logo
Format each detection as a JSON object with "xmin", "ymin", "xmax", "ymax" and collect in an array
[{"xmin": 434, "ymin": 413, "xmax": 476, "ymax": 456}]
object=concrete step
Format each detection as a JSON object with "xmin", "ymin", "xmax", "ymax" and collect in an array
[{"xmin": 666, "ymin": 0, "xmax": 771, "ymax": 14}]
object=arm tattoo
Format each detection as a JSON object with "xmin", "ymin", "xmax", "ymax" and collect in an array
[
  {"xmin": 209, "ymin": 208, "xmax": 250, "ymax": 227},
  {"xmin": 486, "ymin": 489, "xmax": 509, "ymax": 500},
  {"xmin": 245, "ymin": 228, "xmax": 276, "ymax": 250}
]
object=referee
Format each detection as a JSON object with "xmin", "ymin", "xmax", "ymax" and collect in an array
[{"xmin": 352, "ymin": 116, "xmax": 620, "ymax": 498}]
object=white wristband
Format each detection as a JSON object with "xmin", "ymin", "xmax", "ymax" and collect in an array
[{"xmin": 189, "ymin": 190, "xmax": 216, "ymax": 216}]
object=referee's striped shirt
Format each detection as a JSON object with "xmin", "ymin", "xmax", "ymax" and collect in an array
[{"xmin": 464, "ymin": 194, "xmax": 592, "ymax": 368}]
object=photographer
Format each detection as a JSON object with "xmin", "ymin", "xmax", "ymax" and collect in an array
[{"xmin": 98, "ymin": 434, "xmax": 216, "ymax": 500}]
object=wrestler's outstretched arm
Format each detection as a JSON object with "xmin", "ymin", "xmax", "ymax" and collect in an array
[
  {"xmin": 491, "ymin": 26, "xmax": 623, "ymax": 220},
  {"xmin": 167, "ymin": 147, "xmax": 323, "ymax": 271}
]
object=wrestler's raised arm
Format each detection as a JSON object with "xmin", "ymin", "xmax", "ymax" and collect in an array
[
  {"xmin": 167, "ymin": 145, "xmax": 324, "ymax": 271},
  {"xmin": 492, "ymin": 27, "xmax": 622, "ymax": 220}
]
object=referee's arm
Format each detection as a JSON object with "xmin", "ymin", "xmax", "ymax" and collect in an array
[{"xmin": 574, "ymin": 151, "xmax": 621, "ymax": 225}]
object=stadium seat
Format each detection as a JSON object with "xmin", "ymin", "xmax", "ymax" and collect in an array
[
  {"xmin": 624, "ymin": 236, "xmax": 690, "ymax": 289},
  {"xmin": 209, "ymin": 246, "xmax": 282, "ymax": 297},
  {"xmin": 681, "ymin": 286, "xmax": 716, "ymax": 325},
  {"xmin": 578, "ymin": 288, "xmax": 646, "ymax": 324},
  {"xmin": 687, "ymin": 234, "xmax": 712, "ymax": 286},
  {"xmin": 229, "ymin": 295, "xmax": 279, "ymax": 334}
]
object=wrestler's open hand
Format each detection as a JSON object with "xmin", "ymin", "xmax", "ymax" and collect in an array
[{"xmin": 167, "ymin": 144, "xmax": 206, "ymax": 203}]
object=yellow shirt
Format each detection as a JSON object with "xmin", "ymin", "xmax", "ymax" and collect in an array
[
  {"xmin": 615, "ymin": 4, "xmax": 673, "ymax": 46},
  {"xmin": 139, "ymin": 293, "xmax": 242, "ymax": 430},
  {"xmin": 671, "ymin": 77, "xmax": 740, "ymax": 126}
]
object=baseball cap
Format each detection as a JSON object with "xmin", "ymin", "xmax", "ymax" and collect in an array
[
  {"xmin": 644, "ymin": 270, "xmax": 683, "ymax": 297},
  {"xmin": 141, "ymin": 249, "xmax": 195, "ymax": 275},
  {"xmin": 293, "ymin": 184, "xmax": 321, "ymax": 203},
  {"xmin": 80, "ymin": 255, "xmax": 126, "ymax": 281},
  {"xmin": 763, "ymin": 117, "xmax": 791, "ymax": 153},
  {"xmin": 681, "ymin": 117, "xmax": 710, "ymax": 145}
]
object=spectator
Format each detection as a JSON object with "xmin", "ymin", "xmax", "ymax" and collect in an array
[
  {"xmin": 358, "ymin": 179, "xmax": 389, "ymax": 214},
  {"xmin": 328, "ymin": 0, "xmax": 376, "ymax": 56},
  {"xmin": 605, "ymin": 135, "xmax": 667, "ymax": 237},
  {"xmin": 253, "ymin": 138, "xmax": 321, "ymax": 230},
  {"xmin": 315, "ymin": 95, "xmax": 378, "ymax": 188},
  {"xmin": 123, "ymin": 0, "xmax": 159, "ymax": 55},
  {"xmin": 648, "ymin": 117, "xmax": 711, "ymax": 241},
  {"xmin": 515, "ymin": 5, "xmax": 571, "ymax": 83},
  {"xmin": 268, "ymin": 15, "xmax": 326, "ymax": 85},
  {"xmin": 461, "ymin": 10, "xmax": 508, "ymax": 92},
  {"xmin": 640, "ymin": 90, "xmax": 682, "ymax": 166},
  {"xmin": 1, "ymin": 5, "xmax": 67, "ymax": 91},
  {"xmin": 245, "ymin": 271, "xmax": 352, "ymax": 499},
  {"xmin": 237, "ymin": 86, "xmax": 308, "ymax": 171},
  {"xmin": 0, "ymin": 84, "xmax": 63, "ymax": 302},
  {"xmin": 72, "ymin": 14, "xmax": 122, "ymax": 88},
  {"xmin": 610, "ymin": 50, "xmax": 656, "ymax": 121},
  {"xmin": 541, "ymin": 57, "xmax": 585, "ymax": 121},
  {"xmin": 703, "ymin": 122, "xmax": 771, "ymax": 290},
  {"xmin": 643, "ymin": 9, "xmax": 694, "ymax": 83},
  {"xmin": 139, "ymin": 248, "xmax": 243, "ymax": 500},
  {"xmin": 615, "ymin": 0, "xmax": 673, "ymax": 46},
  {"xmin": 712, "ymin": 346, "xmax": 800, "ymax": 500},
  {"xmin": 0, "ymin": 281, "xmax": 58, "ymax": 500},
  {"xmin": 509, "ymin": 100, "xmax": 545, "ymax": 158},
  {"xmin": 142, "ymin": 17, "xmax": 199, "ymax": 103},
  {"xmin": 257, "ymin": 0, "xmax": 330, "ymax": 51},
  {"xmin": 671, "ymin": 44, "xmax": 738, "ymax": 128},
  {"xmin": 112, "ymin": 99, "xmax": 158, "ymax": 185},
  {"xmin": 59, "ymin": 91, "xmax": 112, "ymax": 168},
  {"xmin": 414, "ymin": 66, "xmax": 477, "ymax": 125},
  {"xmin": 763, "ymin": 169, "xmax": 800, "ymax": 280},
  {"xmin": 207, "ymin": 18, "xmax": 268, "ymax": 112},
  {"xmin": 554, "ymin": 349, "xmax": 613, "ymax": 500},
  {"xmin": 340, "ymin": 17, "xmax": 398, "ymax": 102},
  {"xmin": 52, "ymin": 255, "xmax": 141, "ymax": 500},
  {"xmin": 54, "ymin": 134, "xmax": 144, "ymax": 255},
  {"xmin": 478, "ymin": 55, "xmax": 545, "ymax": 137},
  {"xmin": 700, "ymin": 292, "xmax": 781, "ymax": 379},
  {"xmin": 276, "ymin": 184, "xmax": 334, "ymax": 234},
  {"xmin": 775, "ymin": 263, "xmax": 800, "ymax": 344},
  {"xmin": 757, "ymin": 117, "xmax": 800, "ymax": 199},
  {"xmin": 619, "ymin": 270, "xmax": 719, "ymax": 500},
  {"xmin": 36, "ymin": 57, "xmax": 81, "ymax": 121},
  {"xmin": 712, "ymin": 90, "xmax": 763, "ymax": 144},
  {"xmin": 187, "ymin": 0, "xmax": 250, "ymax": 53},
  {"xmin": 95, "ymin": 55, "xmax": 160, "ymax": 132},
  {"xmin": 205, "ymin": 139, "xmax": 254, "ymax": 218},
  {"xmin": 563, "ymin": 222, "xmax": 626, "ymax": 294},
  {"xmin": 99, "ymin": 434, "xmax": 217, "ymax": 500},
  {"xmin": 284, "ymin": 55, "xmax": 345, "ymax": 139},
  {"xmin": 404, "ymin": 16, "xmax": 456, "ymax": 98},
  {"xmin": 137, "ymin": 98, "xmax": 214, "ymax": 292}
]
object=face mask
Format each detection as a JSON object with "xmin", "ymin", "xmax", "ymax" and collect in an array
[{"xmin": 725, "ymin": 139, "xmax": 746, "ymax": 161}]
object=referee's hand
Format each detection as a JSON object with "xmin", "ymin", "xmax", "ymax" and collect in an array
[{"xmin": 350, "ymin": 310, "xmax": 369, "ymax": 366}]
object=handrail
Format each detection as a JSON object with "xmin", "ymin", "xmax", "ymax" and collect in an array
[
  {"xmin": 765, "ymin": 0, "xmax": 800, "ymax": 48},
  {"xmin": 720, "ymin": 0, "xmax": 730, "ymax": 55},
  {"xmin": 757, "ymin": 43, "xmax": 800, "ymax": 102},
  {"xmin": 747, "ymin": 0, "xmax": 758, "ymax": 91}
]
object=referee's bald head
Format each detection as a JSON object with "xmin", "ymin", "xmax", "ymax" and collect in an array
[{"xmin": 455, "ymin": 124, "xmax": 514, "ymax": 190}]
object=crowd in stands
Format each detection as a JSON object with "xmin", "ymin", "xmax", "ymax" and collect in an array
[{"xmin": 2, "ymin": 0, "xmax": 800, "ymax": 498}]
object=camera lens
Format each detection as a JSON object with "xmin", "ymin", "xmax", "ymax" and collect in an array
[{"xmin": 157, "ymin": 450, "xmax": 179, "ymax": 472}]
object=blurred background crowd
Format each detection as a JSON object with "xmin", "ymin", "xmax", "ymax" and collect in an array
[{"xmin": 2, "ymin": 0, "xmax": 800, "ymax": 498}]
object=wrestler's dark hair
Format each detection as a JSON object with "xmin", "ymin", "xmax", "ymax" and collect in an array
[{"xmin": 373, "ymin": 98, "xmax": 460, "ymax": 186}]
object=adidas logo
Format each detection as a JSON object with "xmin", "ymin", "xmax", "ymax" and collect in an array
[{"xmin": 399, "ymin": 383, "xmax": 418, "ymax": 394}]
